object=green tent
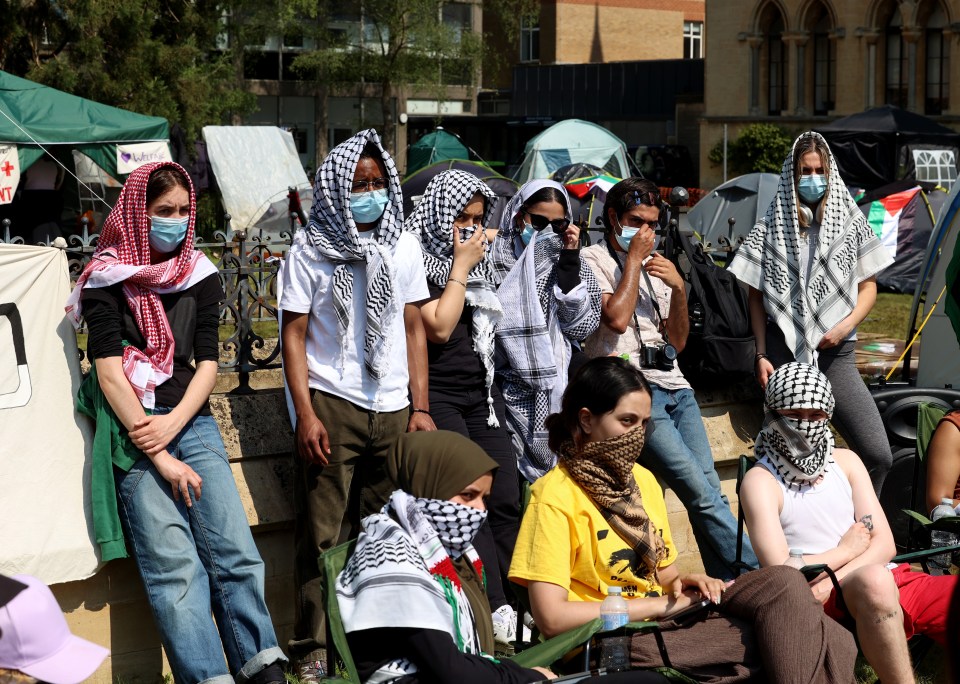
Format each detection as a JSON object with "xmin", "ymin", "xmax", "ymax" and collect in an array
[
  {"xmin": 407, "ymin": 129, "xmax": 469, "ymax": 175},
  {"xmin": 0, "ymin": 70, "xmax": 169, "ymax": 178}
]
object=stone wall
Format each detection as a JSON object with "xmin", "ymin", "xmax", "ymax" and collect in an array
[{"xmin": 53, "ymin": 383, "xmax": 762, "ymax": 682}]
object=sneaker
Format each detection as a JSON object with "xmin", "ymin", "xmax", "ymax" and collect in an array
[
  {"xmin": 491, "ymin": 604, "xmax": 517, "ymax": 645},
  {"xmin": 296, "ymin": 656, "xmax": 327, "ymax": 683}
]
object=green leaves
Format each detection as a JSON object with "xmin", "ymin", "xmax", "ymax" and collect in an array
[{"xmin": 709, "ymin": 123, "xmax": 794, "ymax": 176}]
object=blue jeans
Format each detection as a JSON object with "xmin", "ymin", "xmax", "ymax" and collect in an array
[
  {"xmin": 640, "ymin": 385, "xmax": 758, "ymax": 580},
  {"xmin": 116, "ymin": 411, "xmax": 285, "ymax": 684}
]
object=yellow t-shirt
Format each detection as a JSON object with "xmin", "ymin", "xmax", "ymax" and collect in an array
[{"xmin": 509, "ymin": 463, "xmax": 676, "ymax": 601}]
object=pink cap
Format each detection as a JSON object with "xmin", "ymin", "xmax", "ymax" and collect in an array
[{"xmin": 0, "ymin": 575, "xmax": 109, "ymax": 684}]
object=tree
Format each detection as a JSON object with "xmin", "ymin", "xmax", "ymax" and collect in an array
[
  {"xmin": 709, "ymin": 123, "xmax": 793, "ymax": 176},
  {"xmin": 6, "ymin": 0, "xmax": 257, "ymax": 144}
]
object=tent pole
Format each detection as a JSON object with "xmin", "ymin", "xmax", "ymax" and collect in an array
[{"xmin": 723, "ymin": 124, "xmax": 728, "ymax": 184}]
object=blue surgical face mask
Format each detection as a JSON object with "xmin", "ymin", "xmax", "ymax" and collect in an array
[
  {"xmin": 614, "ymin": 220, "xmax": 639, "ymax": 251},
  {"xmin": 350, "ymin": 188, "xmax": 389, "ymax": 224},
  {"xmin": 520, "ymin": 222, "xmax": 536, "ymax": 246},
  {"xmin": 149, "ymin": 216, "xmax": 189, "ymax": 253},
  {"xmin": 798, "ymin": 174, "xmax": 827, "ymax": 203}
]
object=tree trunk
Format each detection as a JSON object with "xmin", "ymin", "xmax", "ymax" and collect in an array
[
  {"xmin": 314, "ymin": 81, "xmax": 329, "ymax": 167},
  {"xmin": 381, "ymin": 81, "xmax": 396, "ymax": 154}
]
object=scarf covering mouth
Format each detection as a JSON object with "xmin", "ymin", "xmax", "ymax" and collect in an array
[
  {"xmin": 491, "ymin": 179, "xmax": 602, "ymax": 479},
  {"xmin": 560, "ymin": 427, "xmax": 667, "ymax": 582},
  {"xmin": 755, "ymin": 362, "xmax": 836, "ymax": 488},
  {"xmin": 728, "ymin": 131, "xmax": 892, "ymax": 364},
  {"xmin": 404, "ymin": 170, "xmax": 504, "ymax": 426},
  {"xmin": 297, "ymin": 128, "xmax": 405, "ymax": 383},
  {"xmin": 65, "ymin": 161, "xmax": 217, "ymax": 409},
  {"xmin": 335, "ymin": 431, "xmax": 500, "ymax": 678}
]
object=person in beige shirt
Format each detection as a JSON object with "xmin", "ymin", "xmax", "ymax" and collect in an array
[{"xmin": 581, "ymin": 177, "xmax": 758, "ymax": 580}]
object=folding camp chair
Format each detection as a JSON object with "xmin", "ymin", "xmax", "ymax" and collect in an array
[{"xmin": 319, "ymin": 540, "xmax": 693, "ymax": 683}]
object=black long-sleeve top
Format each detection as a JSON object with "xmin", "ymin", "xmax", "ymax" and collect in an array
[{"xmin": 81, "ymin": 273, "xmax": 223, "ymax": 414}]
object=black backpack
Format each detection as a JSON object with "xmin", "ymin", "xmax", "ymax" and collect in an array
[{"xmin": 673, "ymin": 230, "xmax": 756, "ymax": 382}]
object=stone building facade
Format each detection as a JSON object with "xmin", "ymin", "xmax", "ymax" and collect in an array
[{"xmin": 700, "ymin": 0, "xmax": 960, "ymax": 188}]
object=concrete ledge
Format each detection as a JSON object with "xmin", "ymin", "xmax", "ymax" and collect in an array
[{"xmin": 55, "ymin": 383, "xmax": 761, "ymax": 682}]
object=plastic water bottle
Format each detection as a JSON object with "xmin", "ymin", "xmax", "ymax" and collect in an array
[
  {"xmin": 599, "ymin": 587, "xmax": 630, "ymax": 672},
  {"xmin": 600, "ymin": 586, "xmax": 629, "ymax": 630},
  {"xmin": 930, "ymin": 498, "xmax": 959, "ymax": 572},
  {"xmin": 785, "ymin": 548, "xmax": 805, "ymax": 570}
]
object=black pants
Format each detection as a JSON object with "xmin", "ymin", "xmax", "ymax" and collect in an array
[{"xmin": 430, "ymin": 383, "xmax": 520, "ymax": 610}]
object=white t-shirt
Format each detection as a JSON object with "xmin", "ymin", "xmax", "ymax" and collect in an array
[{"xmin": 280, "ymin": 231, "xmax": 430, "ymax": 411}]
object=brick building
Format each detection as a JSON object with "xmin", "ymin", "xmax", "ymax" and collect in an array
[{"xmin": 700, "ymin": 0, "xmax": 960, "ymax": 188}]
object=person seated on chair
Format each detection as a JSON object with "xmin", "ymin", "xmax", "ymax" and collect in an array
[
  {"xmin": 510, "ymin": 356, "xmax": 857, "ymax": 683},
  {"xmin": 334, "ymin": 430, "xmax": 555, "ymax": 683},
  {"xmin": 925, "ymin": 408, "xmax": 960, "ymax": 515},
  {"xmin": 740, "ymin": 362, "xmax": 959, "ymax": 684},
  {"xmin": 581, "ymin": 176, "xmax": 758, "ymax": 580}
]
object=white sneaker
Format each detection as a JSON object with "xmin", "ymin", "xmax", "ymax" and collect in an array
[{"xmin": 491, "ymin": 604, "xmax": 517, "ymax": 645}]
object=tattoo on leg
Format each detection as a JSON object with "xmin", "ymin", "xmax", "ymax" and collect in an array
[
  {"xmin": 860, "ymin": 515, "xmax": 874, "ymax": 531},
  {"xmin": 874, "ymin": 610, "xmax": 899, "ymax": 625}
]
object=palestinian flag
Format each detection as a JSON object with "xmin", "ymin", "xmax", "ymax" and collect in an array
[{"xmin": 864, "ymin": 186, "xmax": 922, "ymax": 258}]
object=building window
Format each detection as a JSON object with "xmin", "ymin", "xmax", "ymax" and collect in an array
[
  {"xmin": 684, "ymin": 21, "xmax": 703, "ymax": 59},
  {"xmin": 767, "ymin": 14, "xmax": 786, "ymax": 115},
  {"xmin": 442, "ymin": 3, "xmax": 472, "ymax": 44},
  {"xmin": 520, "ymin": 16, "xmax": 539, "ymax": 62},
  {"xmin": 913, "ymin": 149, "xmax": 957, "ymax": 188},
  {"xmin": 885, "ymin": 12, "xmax": 907, "ymax": 107},
  {"xmin": 925, "ymin": 3, "xmax": 949, "ymax": 115},
  {"xmin": 813, "ymin": 15, "xmax": 835, "ymax": 114}
]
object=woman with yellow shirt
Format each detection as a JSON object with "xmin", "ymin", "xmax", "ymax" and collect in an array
[{"xmin": 509, "ymin": 357, "xmax": 856, "ymax": 683}]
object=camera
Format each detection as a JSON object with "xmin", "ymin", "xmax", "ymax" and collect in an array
[{"xmin": 639, "ymin": 342, "xmax": 677, "ymax": 371}]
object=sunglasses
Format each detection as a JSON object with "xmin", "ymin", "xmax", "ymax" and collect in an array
[{"xmin": 525, "ymin": 211, "xmax": 571, "ymax": 234}]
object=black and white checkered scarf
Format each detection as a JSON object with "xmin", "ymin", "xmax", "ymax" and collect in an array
[
  {"xmin": 405, "ymin": 170, "xmax": 503, "ymax": 426},
  {"xmin": 755, "ymin": 362, "xmax": 836, "ymax": 489},
  {"xmin": 491, "ymin": 179, "xmax": 602, "ymax": 481},
  {"xmin": 297, "ymin": 128, "xmax": 404, "ymax": 382},
  {"xmin": 336, "ymin": 489, "xmax": 488, "ymax": 680},
  {"xmin": 729, "ymin": 132, "xmax": 892, "ymax": 364}
]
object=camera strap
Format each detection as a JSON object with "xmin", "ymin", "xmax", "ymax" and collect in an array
[{"xmin": 604, "ymin": 238, "xmax": 671, "ymax": 345}]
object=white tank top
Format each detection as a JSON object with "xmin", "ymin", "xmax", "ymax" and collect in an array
[{"xmin": 757, "ymin": 456, "xmax": 855, "ymax": 555}]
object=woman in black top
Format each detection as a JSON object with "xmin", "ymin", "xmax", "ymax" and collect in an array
[
  {"xmin": 69, "ymin": 162, "xmax": 285, "ymax": 684},
  {"xmin": 404, "ymin": 170, "xmax": 521, "ymax": 645}
]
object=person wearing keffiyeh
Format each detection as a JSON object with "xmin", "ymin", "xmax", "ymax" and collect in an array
[
  {"xmin": 510, "ymin": 357, "xmax": 858, "ymax": 683},
  {"xmin": 490, "ymin": 179, "xmax": 602, "ymax": 483},
  {"xmin": 404, "ymin": 170, "xmax": 522, "ymax": 646},
  {"xmin": 728, "ymin": 132, "xmax": 894, "ymax": 494},
  {"xmin": 335, "ymin": 431, "xmax": 555, "ymax": 684},
  {"xmin": 279, "ymin": 129, "xmax": 434, "ymax": 680},
  {"xmin": 741, "ymin": 362, "xmax": 958, "ymax": 684},
  {"xmin": 68, "ymin": 162, "xmax": 287, "ymax": 684}
]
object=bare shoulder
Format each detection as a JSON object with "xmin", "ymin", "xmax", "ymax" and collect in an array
[
  {"xmin": 832, "ymin": 447, "xmax": 867, "ymax": 475},
  {"xmin": 742, "ymin": 462, "xmax": 781, "ymax": 499}
]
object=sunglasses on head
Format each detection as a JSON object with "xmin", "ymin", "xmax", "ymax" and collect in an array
[{"xmin": 525, "ymin": 211, "xmax": 570, "ymax": 234}]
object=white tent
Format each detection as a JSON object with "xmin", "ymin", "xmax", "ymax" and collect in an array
[
  {"xmin": 202, "ymin": 126, "xmax": 311, "ymax": 236},
  {"xmin": 514, "ymin": 119, "xmax": 631, "ymax": 184}
]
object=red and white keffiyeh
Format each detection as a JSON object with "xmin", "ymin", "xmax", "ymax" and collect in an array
[{"xmin": 66, "ymin": 161, "xmax": 217, "ymax": 409}]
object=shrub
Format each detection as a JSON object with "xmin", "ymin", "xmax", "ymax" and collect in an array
[{"xmin": 708, "ymin": 123, "xmax": 793, "ymax": 176}]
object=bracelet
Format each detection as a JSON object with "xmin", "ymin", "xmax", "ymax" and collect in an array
[
  {"xmin": 755, "ymin": 353, "xmax": 768, "ymax": 361},
  {"xmin": 412, "ymin": 408, "xmax": 432, "ymax": 416},
  {"xmin": 447, "ymin": 277, "xmax": 467, "ymax": 288}
]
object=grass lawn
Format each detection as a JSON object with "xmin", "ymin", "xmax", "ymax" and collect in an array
[{"xmin": 858, "ymin": 292, "xmax": 919, "ymax": 340}]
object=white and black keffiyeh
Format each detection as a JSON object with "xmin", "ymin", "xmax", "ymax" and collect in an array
[
  {"xmin": 728, "ymin": 132, "xmax": 892, "ymax": 364},
  {"xmin": 755, "ymin": 362, "xmax": 836, "ymax": 489},
  {"xmin": 405, "ymin": 170, "xmax": 504, "ymax": 426},
  {"xmin": 491, "ymin": 179, "xmax": 602, "ymax": 481},
  {"xmin": 336, "ymin": 490, "xmax": 487, "ymax": 682},
  {"xmin": 296, "ymin": 128, "xmax": 404, "ymax": 382}
]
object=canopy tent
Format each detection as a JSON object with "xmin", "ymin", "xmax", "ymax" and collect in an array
[
  {"xmin": 0, "ymin": 71, "xmax": 170, "ymax": 178},
  {"xmin": 687, "ymin": 173, "xmax": 780, "ymax": 248},
  {"xmin": 202, "ymin": 126, "xmax": 311, "ymax": 237},
  {"xmin": 856, "ymin": 181, "xmax": 950, "ymax": 293},
  {"xmin": 816, "ymin": 105, "xmax": 960, "ymax": 191},
  {"xmin": 513, "ymin": 119, "xmax": 631, "ymax": 184},
  {"xmin": 401, "ymin": 159, "xmax": 519, "ymax": 229},
  {"xmin": 406, "ymin": 129, "xmax": 469, "ymax": 175}
]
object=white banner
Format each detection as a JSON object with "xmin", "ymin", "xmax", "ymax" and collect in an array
[
  {"xmin": 116, "ymin": 141, "xmax": 172, "ymax": 175},
  {"xmin": 0, "ymin": 145, "xmax": 20, "ymax": 205},
  {"xmin": 0, "ymin": 245, "xmax": 99, "ymax": 583}
]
